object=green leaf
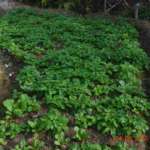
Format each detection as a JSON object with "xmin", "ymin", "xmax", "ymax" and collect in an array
[{"xmin": 3, "ymin": 99, "xmax": 14, "ymax": 112}]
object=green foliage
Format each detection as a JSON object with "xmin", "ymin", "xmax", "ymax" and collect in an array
[
  {"xmin": 0, "ymin": 120, "xmax": 24, "ymax": 140},
  {"xmin": 12, "ymin": 136, "xmax": 45, "ymax": 150},
  {"xmin": 70, "ymin": 142, "xmax": 135, "ymax": 150},
  {"xmin": 0, "ymin": 8, "xmax": 149, "ymax": 149},
  {"xmin": 27, "ymin": 109, "xmax": 68, "ymax": 145},
  {"xmin": 139, "ymin": 5, "xmax": 150, "ymax": 20},
  {"xmin": 3, "ymin": 94, "xmax": 40, "ymax": 117},
  {"xmin": 70, "ymin": 143, "xmax": 111, "ymax": 150}
]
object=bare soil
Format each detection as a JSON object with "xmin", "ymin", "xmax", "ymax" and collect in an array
[{"xmin": 0, "ymin": 50, "xmax": 22, "ymax": 101}]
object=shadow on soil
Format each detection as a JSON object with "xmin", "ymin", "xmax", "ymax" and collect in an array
[{"xmin": 136, "ymin": 20, "xmax": 150, "ymax": 150}]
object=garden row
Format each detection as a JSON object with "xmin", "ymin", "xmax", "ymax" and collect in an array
[{"xmin": 0, "ymin": 8, "xmax": 149, "ymax": 149}]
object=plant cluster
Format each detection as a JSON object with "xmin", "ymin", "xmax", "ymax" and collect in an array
[
  {"xmin": 0, "ymin": 8, "xmax": 149, "ymax": 149},
  {"xmin": 139, "ymin": 5, "xmax": 150, "ymax": 20}
]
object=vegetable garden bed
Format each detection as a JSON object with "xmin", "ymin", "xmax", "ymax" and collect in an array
[{"xmin": 0, "ymin": 8, "xmax": 149, "ymax": 150}]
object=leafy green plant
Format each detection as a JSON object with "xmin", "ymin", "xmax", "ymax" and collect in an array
[
  {"xmin": 3, "ymin": 94, "xmax": 40, "ymax": 117},
  {"xmin": 12, "ymin": 136, "xmax": 45, "ymax": 150},
  {"xmin": 28, "ymin": 109, "xmax": 68, "ymax": 145},
  {"xmin": 74, "ymin": 126, "xmax": 88, "ymax": 141},
  {"xmin": 70, "ymin": 143, "xmax": 111, "ymax": 150}
]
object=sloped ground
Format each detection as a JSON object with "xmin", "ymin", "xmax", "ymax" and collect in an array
[
  {"xmin": 137, "ymin": 21, "xmax": 150, "ymax": 97},
  {"xmin": 0, "ymin": 8, "xmax": 149, "ymax": 150},
  {"xmin": 136, "ymin": 20, "xmax": 150, "ymax": 150}
]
